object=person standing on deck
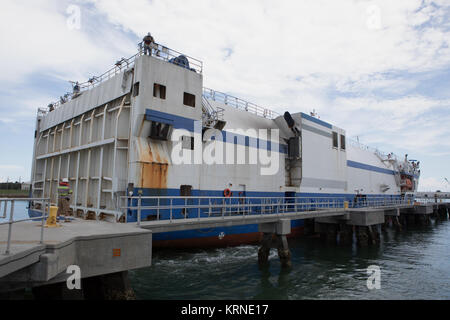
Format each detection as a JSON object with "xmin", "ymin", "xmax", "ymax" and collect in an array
[
  {"xmin": 143, "ymin": 32, "xmax": 155, "ymax": 56},
  {"xmin": 57, "ymin": 178, "xmax": 72, "ymax": 221},
  {"xmin": 73, "ymin": 81, "xmax": 80, "ymax": 96}
]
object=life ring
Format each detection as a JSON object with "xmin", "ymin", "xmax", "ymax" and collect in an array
[{"xmin": 224, "ymin": 189, "xmax": 232, "ymax": 197}]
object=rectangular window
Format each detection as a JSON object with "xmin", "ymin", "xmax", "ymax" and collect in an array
[
  {"xmin": 183, "ymin": 92, "xmax": 196, "ymax": 108},
  {"xmin": 153, "ymin": 83, "xmax": 166, "ymax": 99},
  {"xmin": 149, "ymin": 122, "xmax": 171, "ymax": 141},
  {"xmin": 180, "ymin": 185, "xmax": 192, "ymax": 196},
  {"xmin": 332, "ymin": 132, "xmax": 338, "ymax": 148},
  {"xmin": 340, "ymin": 135, "xmax": 346, "ymax": 150},
  {"xmin": 133, "ymin": 82, "xmax": 140, "ymax": 97},
  {"xmin": 182, "ymin": 136, "xmax": 194, "ymax": 150}
]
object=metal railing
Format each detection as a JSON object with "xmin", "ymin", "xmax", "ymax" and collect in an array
[
  {"xmin": 203, "ymin": 88, "xmax": 280, "ymax": 119},
  {"xmin": 42, "ymin": 42, "xmax": 203, "ymax": 114},
  {"xmin": 120, "ymin": 195, "xmax": 412, "ymax": 226},
  {"xmin": 347, "ymin": 138, "xmax": 420, "ymax": 177},
  {"xmin": 0, "ymin": 198, "xmax": 50, "ymax": 255},
  {"xmin": 202, "ymin": 96, "xmax": 225, "ymax": 128}
]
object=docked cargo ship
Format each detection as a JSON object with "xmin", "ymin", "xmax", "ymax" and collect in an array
[{"xmin": 28, "ymin": 42, "xmax": 420, "ymax": 247}]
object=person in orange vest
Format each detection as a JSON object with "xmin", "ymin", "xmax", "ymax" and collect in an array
[{"xmin": 57, "ymin": 178, "xmax": 72, "ymax": 221}]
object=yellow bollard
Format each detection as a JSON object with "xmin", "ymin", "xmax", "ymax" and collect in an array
[
  {"xmin": 45, "ymin": 206, "xmax": 61, "ymax": 228},
  {"xmin": 344, "ymin": 201, "xmax": 349, "ymax": 210},
  {"xmin": 408, "ymin": 200, "xmax": 411, "ymax": 205}
]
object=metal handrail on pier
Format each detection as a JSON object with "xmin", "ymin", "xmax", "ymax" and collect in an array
[
  {"xmin": 0, "ymin": 198, "xmax": 50, "ymax": 255},
  {"xmin": 121, "ymin": 195, "xmax": 411, "ymax": 226}
]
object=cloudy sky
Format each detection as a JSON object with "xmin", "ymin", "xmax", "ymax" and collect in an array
[{"xmin": 0, "ymin": 0, "xmax": 449, "ymax": 191}]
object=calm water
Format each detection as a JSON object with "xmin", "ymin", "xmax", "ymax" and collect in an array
[
  {"xmin": 0, "ymin": 201, "xmax": 29, "ymax": 223},
  {"xmin": 130, "ymin": 219, "xmax": 450, "ymax": 300},
  {"xmin": 3, "ymin": 201, "xmax": 449, "ymax": 299}
]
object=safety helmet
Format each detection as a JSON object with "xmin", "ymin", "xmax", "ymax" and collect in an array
[
  {"xmin": 147, "ymin": 32, "xmax": 152, "ymax": 36},
  {"xmin": 62, "ymin": 178, "xmax": 69, "ymax": 183}
]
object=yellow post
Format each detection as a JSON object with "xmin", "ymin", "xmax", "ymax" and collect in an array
[
  {"xmin": 45, "ymin": 206, "xmax": 61, "ymax": 228},
  {"xmin": 408, "ymin": 200, "xmax": 411, "ymax": 205},
  {"xmin": 344, "ymin": 201, "xmax": 349, "ymax": 210}
]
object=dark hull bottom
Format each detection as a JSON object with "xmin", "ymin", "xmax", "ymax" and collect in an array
[{"xmin": 153, "ymin": 226, "xmax": 304, "ymax": 249}]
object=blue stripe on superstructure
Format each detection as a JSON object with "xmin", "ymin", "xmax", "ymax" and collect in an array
[
  {"xmin": 145, "ymin": 109, "xmax": 194, "ymax": 131},
  {"xmin": 301, "ymin": 112, "xmax": 333, "ymax": 129},
  {"xmin": 145, "ymin": 108, "xmax": 288, "ymax": 154},
  {"xmin": 347, "ymin": 160, "xmax": 395, "ymax": 175}
]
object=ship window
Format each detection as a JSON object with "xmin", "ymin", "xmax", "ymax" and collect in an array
[
  {"xmin": 180, "ymin": 185, "xmax": 192, "ymax": 196},
  {"xmin": 332, "ymin": 132, "xmax": 338, "ymax": 148},
  {"xmin": 149, "ymin": 121, "xmax": 172, "ymax": 141},
  {"xmin": 153, "ymin": 83, "xmax": 166, "ymax": 100},
  {"xmin": 182, "ymin": 136, "xmax": 194, "ymax": 150},
  {"xmin": 133, "ymin": 82, "xmax": 140, "ymax": 97},
  {"xmin": 184, "ymin": 92, "xmax": 196, "ymax": 108},
  {"xmin": 340, "ymin": 134, "xmax": 346, "ymax": 150}
]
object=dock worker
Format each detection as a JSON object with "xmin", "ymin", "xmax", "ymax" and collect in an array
[
  {"xmin": 57, "ymin": 178, "xmax": 72, "ymax": 221},
  {"xmin": 143, "ymin": 32, "xmax": 155, "ymax": 56},
  {"xmin": 48, "ymin": 103, "xmax": 54, "ymax": 112}
]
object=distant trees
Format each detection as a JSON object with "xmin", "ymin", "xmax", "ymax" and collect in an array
[{"xmin": 0, "ymin": 182, "xmax": 21, "ymax": 190}]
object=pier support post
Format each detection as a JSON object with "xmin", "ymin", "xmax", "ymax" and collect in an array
[
  {"xmin": 407, "ymin": 215, "xmax": 415, "ymax": 225},
  {"xmin": 82, "ymin": 271, "xmax": 136, "ymax": 300},
  {"xmin": 258, "ymin": 220, "xmax": 292, "ymax": 268},
  {"xmin": 338, "ymin": 224, "xmax": 353, "ymax": 245},
  {"xmin": 258, "ymin": 233, "xmax": 273, "ymax": 266},
  {"xmin": 393, "ymin": 216, "xmax": 402, "ymax": 231},
  {"xmin": 326, "ymin": 224, "xmax": 338, "ymax": 245},
  {"xmin": 304, "ymin": 219, "xmax": 315, "ymax": 236},
  {"xmin": 356, "ymin": 226, "xmax": 369, "ymax": 247},
  {"xmin": 275, "ymin": 235, "xmax": 292, "ymax": 269},
  {"xmin": 438, "ymin": 206, "xmax": 448, "ymax": 220},
  {"xmin": 416, "ymin": 214, "xmax": 431, "ymax": 226},
  {"xmin": 382, "ymin": 217, "xmax": 390, "ymax": 232}
]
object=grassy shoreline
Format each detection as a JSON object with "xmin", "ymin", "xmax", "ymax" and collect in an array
[{"xmin": 0, "ymin": 190, "xmax": 30, "ymax": 198}]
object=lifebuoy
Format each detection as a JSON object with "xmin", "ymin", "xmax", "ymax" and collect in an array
[{"xmin": 224, "ymin": 189, "xmax": 232, "ymax": 197}]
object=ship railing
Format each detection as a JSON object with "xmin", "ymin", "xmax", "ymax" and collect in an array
[
  {"xmin": 45, "ymin": 42, "xmax": 203, "ymax": 112},
  {"xmin": 347, "ymin": 138, "xmax": 400, "ymax": 162},
  {"xmin": 137, "ymin": 42, "xmax": 203, "ymax": 74},
  {"xmin": 203, "ymin": 88, "xmax": 280, "ymax": 119},
  {"xmin": 202, "ymin": 96, "xmax": 225, "ymax": 128},
  {"xmin": 0, "ymin": 198, "xmax": 50, "ymax": 255},
  {"xmin": 120, "ymin": 195, "xmax": 411, "ymax": 226}
]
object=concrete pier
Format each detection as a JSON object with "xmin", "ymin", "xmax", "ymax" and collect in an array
[
  {"xmin": 0, "ymin": 218, "xmax": 152, "ymax": 295},
  {"xmin": 315, "ymin": 208, "xmax": 384, "ymax": 246}
]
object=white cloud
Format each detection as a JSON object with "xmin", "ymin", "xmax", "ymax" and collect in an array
[
  {"xmin": 0, "ymin": 0, "xmax": 136, "ymax": 85},
  {"xmin": 1, "ymin": 0, "xmax": 449, "ymax": 188},
  {"xmin": 419, "ymin": 177, "xmax": 450, "ymax": 192}
]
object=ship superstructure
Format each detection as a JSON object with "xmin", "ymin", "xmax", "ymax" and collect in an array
[{"xmin": 29, "ymin": 42, "xmax": 420, "ymax": 247}]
